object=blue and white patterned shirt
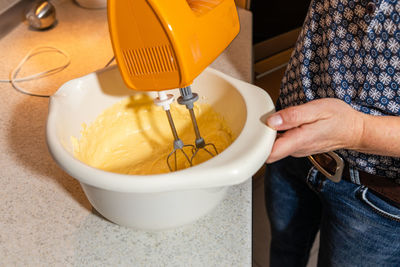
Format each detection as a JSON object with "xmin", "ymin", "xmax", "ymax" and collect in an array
[{"xmin": 280, "ymin": 0, "xmax": 400, "ymax": 179}]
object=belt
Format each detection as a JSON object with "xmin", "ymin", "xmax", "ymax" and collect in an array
[{"xmin": 308, "ymin": 152, "xmax": 400, "ymax": 206}]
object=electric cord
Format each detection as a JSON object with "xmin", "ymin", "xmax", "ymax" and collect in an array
[
  {"xmin": 0, "ymin": 46, "xmax": 116, "ymax": 98},
  {"xmin": 105, "ymin": 56, "xmax": 115, "ymax": 67},
  {"xmin": 0, "ymin": 46, "xmax": 71, "ymax": 98}
]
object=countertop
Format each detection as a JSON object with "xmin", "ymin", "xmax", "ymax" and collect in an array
[{"xmin": 0, "ymin": 1, "xmax": 253, "ymax": 265}]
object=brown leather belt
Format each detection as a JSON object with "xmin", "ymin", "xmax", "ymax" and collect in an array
[{"xmin": 310, "ymin": 153, "xmax": 400, "ymax": 206}]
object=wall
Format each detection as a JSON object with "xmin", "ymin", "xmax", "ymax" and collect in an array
[{"xmin": 0, "ymin": 0, "xmax": 20, "ymax": 14}]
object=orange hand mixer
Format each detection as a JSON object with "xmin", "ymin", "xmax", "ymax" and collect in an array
[{"xmin": 108, "ymin": 0, "xmax": 240, "ymax": 171}]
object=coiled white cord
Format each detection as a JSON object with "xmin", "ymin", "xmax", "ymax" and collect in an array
[{"xmin": 0, "ymin": 46, "xmax": 71, "ymax": 98}]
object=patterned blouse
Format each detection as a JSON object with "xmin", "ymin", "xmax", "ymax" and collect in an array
[{"xmin": 279, "ymin": 0, "xmax": 400, "ymax": 178}]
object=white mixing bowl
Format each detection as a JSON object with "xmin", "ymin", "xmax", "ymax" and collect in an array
[{"xmin": 46, "ymin": 66, "xmax": 276, "ymax": 230}]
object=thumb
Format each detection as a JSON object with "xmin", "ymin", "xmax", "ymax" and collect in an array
[{"xmin": 266, "ymin": 102, "xmax": 324, "ymax": 131}]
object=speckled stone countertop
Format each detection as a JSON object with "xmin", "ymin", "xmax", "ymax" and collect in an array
[{"xmin": 0, "ymin": 1, "xmax": 253, "ymax": 265}]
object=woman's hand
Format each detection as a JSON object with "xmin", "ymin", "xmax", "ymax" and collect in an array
[{"xmin": 266, "ymin": 98, "xmax": 365, "ymax": 163}]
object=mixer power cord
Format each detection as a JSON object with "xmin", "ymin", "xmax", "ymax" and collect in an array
[{"xmin": 0, "ymin": 46, "xmax": 71, "ymax": 98}]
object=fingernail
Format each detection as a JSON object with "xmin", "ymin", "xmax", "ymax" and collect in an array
[{"xmin": 267, "ymin": 114, "xmax": 283, "ymax": 128}]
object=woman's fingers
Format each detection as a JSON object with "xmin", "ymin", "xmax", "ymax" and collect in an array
[
  {"xmin": 265, "ymin": 99, "xmax": 365, "ymax": 163},
  {"xmin": 266, "ymin": 101, "xmax": 327, "ymax": 131},
  {"xmin": 266, "ymin": 130, "xmax": 299, "ymax": 163},
  {"xmin": 266, "ymin": 125, "xmax": 316, "ymax": 163}
]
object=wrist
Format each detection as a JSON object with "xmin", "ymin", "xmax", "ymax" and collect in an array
[{"xmin": 348, "ymin": 111, "xmax": 367, "ymax": 151}]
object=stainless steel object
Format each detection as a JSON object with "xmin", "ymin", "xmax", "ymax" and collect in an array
[
  {"xmin": 178, "ymin": 86, "xmax": 218, "ymax": 164},
  {"xmin": 26, "ymin": 0, "xmax": 56, "ymax": 30},
  {"xmin": 164, "ymin": 109, "xmax": 195, "ymax": 172},
  {"xmin": 155, "ymin": 87, "xmax": 218, "ymax": 171},
  {"xmin": 154, "ymin": 91, "xmax": 194, "ymax": 172}
]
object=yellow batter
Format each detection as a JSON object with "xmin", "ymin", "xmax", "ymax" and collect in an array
[{"xmin": 71, "ymin": 94, "xmax": 234, "ymax": 175}]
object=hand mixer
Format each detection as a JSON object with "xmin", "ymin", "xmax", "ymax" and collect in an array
[{"xmin": 108, "ymin": 0, "xmax": 240, "ymax": 171}]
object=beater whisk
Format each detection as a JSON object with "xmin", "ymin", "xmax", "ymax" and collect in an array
[
  {"xmin": 154, "ymin": 91, "xmax": 194, "ymax": 171},
  {"xmin": 154, "ymin": 88, "xmax": 218, "ymax": 172},
  {"xmin": 178, "ymin": 86, "xmax": 218, "ymax": 163}
]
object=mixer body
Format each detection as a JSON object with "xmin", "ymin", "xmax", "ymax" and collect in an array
[{"xmin": 107, "ymin": 0, "xmax": 240, "ymax": 91}]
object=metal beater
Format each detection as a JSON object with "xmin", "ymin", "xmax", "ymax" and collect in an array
[
  {"xmin": 154, "ymin": 91, "xmax": 194, "ymax": 171},
  {"xmin": 154, "ymin": 88, "xmax": 218, "ymax": 171},
  {"xmin": 177, "ymin": 86, "xmax": 218, "ymax": 163}
]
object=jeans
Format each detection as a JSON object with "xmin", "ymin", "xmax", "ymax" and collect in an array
[{"xmin": 265, "ymin": 156, "xmax": 400, "ymax": 267}]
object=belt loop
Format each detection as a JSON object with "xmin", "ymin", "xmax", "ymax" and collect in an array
[
  {"xmin": 307, "ymin": 166, "xmax": 318, "ymax": 182},
  {"xmin": 305, "ymin": 166, "xmax": 320, "ymax": 191},
  {"xmin": 349, "ymin": 167, "xmax": 361, "ymax": 185}
]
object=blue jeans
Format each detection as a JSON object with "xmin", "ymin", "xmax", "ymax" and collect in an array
[{"xmin": 265, "ymin": 156, "xmax": 400, "ymax": 267}]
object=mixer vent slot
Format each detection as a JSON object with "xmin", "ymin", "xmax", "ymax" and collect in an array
[{"xmin": 123, "ymin": 45, "xmax": 177, "ymax": 76}]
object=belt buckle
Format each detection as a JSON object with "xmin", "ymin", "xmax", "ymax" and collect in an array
[{"xmin": 308, "ymin": 151, "xmax": 344, "ymax": 183}]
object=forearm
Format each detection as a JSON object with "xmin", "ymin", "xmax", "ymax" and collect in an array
[{"xmin": 354, "ymin": 114, "xmax": 400, "ymax": 158}]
